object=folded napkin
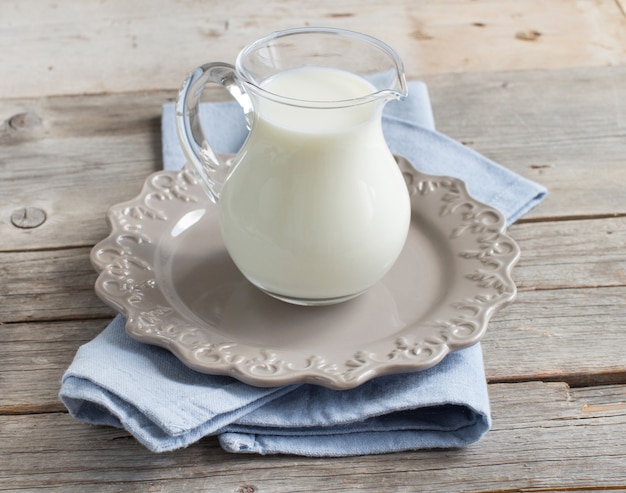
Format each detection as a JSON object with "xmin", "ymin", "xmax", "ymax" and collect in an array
[
  {"xmin": 162, "ymin": 82, "xmax": 545, "ymax": 223},
  {"xmin": 60, "ymin": 81, "xmax": 546, "ymax": 456}
]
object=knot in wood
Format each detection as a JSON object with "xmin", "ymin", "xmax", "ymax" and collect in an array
[
  {"xmin": 235, "ymin": 486, "xmax": 257, "ymax": 493},
  {"xmin": 8, "ymin": 112, "xmax": 42, "ymax": 131},
  {"xmin": 10, "ymin": 207, "xmax": 47, "ymax": 229}
]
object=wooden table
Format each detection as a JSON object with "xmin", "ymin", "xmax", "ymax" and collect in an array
[{"xmin": 2, "ymin": 1, "xmax": 626, "ymax": 491}]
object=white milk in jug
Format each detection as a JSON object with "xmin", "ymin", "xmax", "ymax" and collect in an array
[{"xmin": 218, "ymin": 66, "xmax": 411, "ymax": 302}]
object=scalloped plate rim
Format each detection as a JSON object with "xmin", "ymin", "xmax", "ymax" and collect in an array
[{"xmin": 90, "ymin": 157, "xmax": 520, "ymax": 389}]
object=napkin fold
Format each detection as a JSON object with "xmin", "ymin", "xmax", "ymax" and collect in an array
[
  {"xmin": 161, "ymin": 82, "xmax": 545, "ymax": 223},
  {"xmin": 60, "ymin": 81, "xmax": 546, "ymax": 456}
]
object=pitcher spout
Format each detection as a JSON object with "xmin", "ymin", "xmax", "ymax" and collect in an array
[
  {"xmin": 236, "ymin": 27, "xmax": 408, "ymax": 108},
  {"xmin": 367, "ymin": 67, "xmax": 408, "ymax": 103},
  {"xmin": 361, "ymin": 44, "xmax": 408, "ymax": 103}
]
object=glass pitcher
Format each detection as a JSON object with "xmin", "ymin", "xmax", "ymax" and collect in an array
[{"xmin": 176, "ymin": 27, "xmax": 411, "ymax": 306}]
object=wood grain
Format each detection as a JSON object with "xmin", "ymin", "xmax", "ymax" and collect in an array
[
  {"xmin": 509, "ymin": 216, "xmax": 626, "ymax": 291},
  {"xmin": 3, "ymin": 213, "xmax": 623, "ymax": 323},
  {"xmin": 1, "ymin": 383, "xmax": 625, "ymax": 492},
  {"xmin": 2, "ymin": 254, "xmax": 624, "ymax": 412},
  {"xmin": 427, "ymin": 66, "xmax": 626, "ymax": 220},
  {"xmin": 2, "ymin": 285, "xmax": 624, "ymax": 413},
  {"xmin": 0, "ymin": 247, "xmax": 115, "ymax": 323},
  {"xmin": 2, "ymin": 0, "xmax": 626, "ymax": 98},
  {"xmin": 0, "ymin": 319, "xmax": 107, "ymax": 413},
  {"xmin": 2, "ymin": 1, "xmax": 626, "ymax": 490},
  {"xmin": 2, "ymin": 66, "xmax": 626, "ymax": 252},
  {"xmin": 485, "ymin": 286, "xmax": 626, "ymax": 386}
]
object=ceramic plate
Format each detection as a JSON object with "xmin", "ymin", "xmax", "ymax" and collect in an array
[{"xmin": 91, "ymin": 157, "xmax": 520, "ymax": 389}]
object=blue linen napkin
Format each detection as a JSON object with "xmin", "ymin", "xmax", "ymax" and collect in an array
[
  {"xmin": 60, "ymin": 81, "xmax": 546, "ymax": 456},
  {"xmin": 162, "ymin": 82, "xmax": 545, "ymax": 223}
]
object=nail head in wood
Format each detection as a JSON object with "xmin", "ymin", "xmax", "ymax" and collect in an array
[{"xmin": 10, "ymin": 207, "xmax": 47, "ymax": 229}]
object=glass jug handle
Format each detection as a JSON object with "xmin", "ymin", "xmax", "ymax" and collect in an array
[{"xmin": 175, "ymin": 63, "xmax": 253, "ymax": 204}]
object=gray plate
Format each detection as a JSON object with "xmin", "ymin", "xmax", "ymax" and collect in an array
[{"xmin": 91, "ymin": 157, "xmax": 520, "ymax": 389}]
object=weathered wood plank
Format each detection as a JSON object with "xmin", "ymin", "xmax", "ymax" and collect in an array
[
  {"xmin": 2, "ymin": 215, "xmax": 623, "ymax": 323},
  {"xmin": 2, "ymin": 284, "xmax": 624, "ymax": 412},
  {"xmin": 427, "ymin": 66, "xmax": 626, "ymax": 221},
  {"xmin": 0, "ymin": 247, "xmax": 115, "ymax": 323},
  {"xmin": 0, "ymin": 319, "xmax": 107, "ymax": 414},
  {"xmin": 1, "ymin": 1, "xmax": 624, "ymax": 491},
  {"xmin": 1, "ymin": 383, "xmax": 625, "ymax": 492},
  {"xmin": 2, "ymin": 0, "xmax": 626, "ymax": 98},
  {"xmin": 0, "ymin": 137, "xmax": 156, "ymax": 252},
  {"xmin": 0, "ymin": 91, "xmax": 167, "ymax": 252},
  {"xmin": 509, "ymin": 216, "xmax": 626, "ymax": 291},
  {"xmin": 2, "ymin": 66, "xmax": 626, "ymax": 252},
  {"xmin": 484, "ymin": 286, "xmax": 626, "ymax": 386}
]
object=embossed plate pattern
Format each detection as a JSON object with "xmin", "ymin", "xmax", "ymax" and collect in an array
[{"xmin": 91, "ymin": 157, "xmax": 520, "ymax": 389}]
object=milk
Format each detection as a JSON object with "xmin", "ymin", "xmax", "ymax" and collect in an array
[{"xmin": 218, "ymin": 66, "xmax": 411, "ymax": 302}]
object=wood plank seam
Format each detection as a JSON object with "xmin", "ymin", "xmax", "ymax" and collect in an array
[{"xmin": 517, "ymin": 212, "xmax": 626, "ymax": 224}]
